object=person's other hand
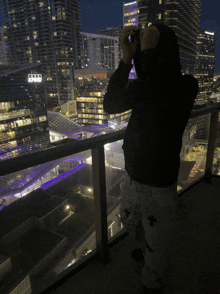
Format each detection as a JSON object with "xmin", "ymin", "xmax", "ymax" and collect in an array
[
  {"xmin": 140, "ymin": 26, "xmax": 160, "ymax": 52},
  {"xmin": 119, "ymin": 26, "xmax": 139, "ymax": 60}
]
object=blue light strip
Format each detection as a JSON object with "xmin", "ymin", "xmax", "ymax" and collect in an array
[{"xmin": 1, "ymin": 158, "xmax": 87, "ymax": 198}]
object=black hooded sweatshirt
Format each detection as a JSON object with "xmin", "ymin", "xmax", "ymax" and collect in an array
[{"xmin": 103, "ymin": 24, "xmax": 199, "ymax": 187}]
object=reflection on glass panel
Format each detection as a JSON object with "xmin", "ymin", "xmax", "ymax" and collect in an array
[
  {"xmin": 212, "ymin": 113, "xmax": 220, "ymax": 176},
  {"xmin": 178, "ymin": 113, "xmax": 211, "ymax": 191},
  {"xmin": 104, "ymin": 139, "xmax": 126, "ymax": 240},
  {"xmin": 0, "ymin": 149, "xmax": 97, "ymax": 294},
  {"xmin": 105, "ymin": 114, "xmax": 212, "ymax": 241}
]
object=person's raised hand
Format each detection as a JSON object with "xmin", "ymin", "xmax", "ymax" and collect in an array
[
  {"xmin": 119, "ymin": 26, "xmax": 138, "ymax": 62},
  {"xmin": 140, "ymin": 26, "xmax": 160, "ymax": 52}
]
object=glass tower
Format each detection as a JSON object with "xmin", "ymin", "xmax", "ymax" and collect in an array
[{"xmin": 2, "ymin": 0, "xmax": 82, "ymax": 110}]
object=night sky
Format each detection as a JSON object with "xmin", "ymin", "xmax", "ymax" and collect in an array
[{"xmin": 0, "ymin": 0, "xmax": 219, "ymax": 72}]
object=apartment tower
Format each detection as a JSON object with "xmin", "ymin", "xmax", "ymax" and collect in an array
[{"xmin": 2, "ymin": 0, "xmax": 82, "ymax": 110}]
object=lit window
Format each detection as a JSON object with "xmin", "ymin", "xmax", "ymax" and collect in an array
[{"xmin": 52, "ymin": 16, "xmax": 56, "ymax": 20}]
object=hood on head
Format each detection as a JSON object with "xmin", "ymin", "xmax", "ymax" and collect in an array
[{"xmin": 134, "ymin": 24, "xmax": 182, "ymax": 79}]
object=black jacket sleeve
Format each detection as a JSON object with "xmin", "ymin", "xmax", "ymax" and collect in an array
[{"xmin": 103, "ymin": 59, "xmax": 137, "ymax": 114}]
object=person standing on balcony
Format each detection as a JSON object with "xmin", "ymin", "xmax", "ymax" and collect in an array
[{"xmin": 103, "ymin": 24, "xmax": 199, "ymax": 293}]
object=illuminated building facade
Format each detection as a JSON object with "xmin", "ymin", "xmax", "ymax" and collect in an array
[
  {"xmin": 99, "ymin": 26, "xmax": 124, "ymax": 64},
  {"xmin": 194, "ymin": 30, "xmax": 216, "ymax": 105},
  {"xmin": 0, "ymin": 63, "xmax": 51, "ymax": 161},
  {"xmin": 2, "ymin": 0, "xmax": 82, "ymax": 110},
  {"xmin": 123, "ymin": 0, "xmax": 202, "ymax": 78},
  {"xmin": 80, "ymin": 32, "xmax": 119, "ymax": 71},
  {"xmin": 77, "ymin": 30, "xmax": 131, "ymax": 127},
  {"xmin": 74, "ymin": 68, "xmax": 131, "ymax": 127}
]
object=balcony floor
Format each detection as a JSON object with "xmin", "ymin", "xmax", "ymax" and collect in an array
[{"xmin": 48, "ymin": 176, "xmax": 220, "ymax": 294}]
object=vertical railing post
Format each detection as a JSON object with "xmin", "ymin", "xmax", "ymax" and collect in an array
[
  {"xmin": 92, "ymin": 146, "xmax": 110, "ymax": 264},
  {"xmin": 204, "ymin": 110, "xmax": 219, "ymax": 183}
]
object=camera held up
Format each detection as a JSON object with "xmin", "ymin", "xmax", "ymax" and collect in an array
[{"xmin": 130, "ymin": 29, "xmax": 148, "ymax": 79}]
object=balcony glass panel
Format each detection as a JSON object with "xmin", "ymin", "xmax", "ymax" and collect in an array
[
  {"xmin": 104, "ymin": 139, "xmax": 126, "ymax": 240},
  {"xmin": 178, "ymin": 113, "xmax": 211, "ymax": 190},
  {"xmin": 212, "ymin": 113, "xmax": 220, "ymax": 176},
  {"xmin": 105, "ymin": 113, "xmax": 211, "ymax": 242},
  {"xmin": 0, "ymin": 149, "xmax": 99, "ymax": 294}
]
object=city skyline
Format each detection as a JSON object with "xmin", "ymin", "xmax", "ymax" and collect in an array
[{"xmin": 0, "ymin": 0, "xmax": 219, "ymax": 72}]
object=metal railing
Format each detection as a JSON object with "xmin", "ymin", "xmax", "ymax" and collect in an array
[{"xmin": 0, "ymin": 104, "xmax": 220, "ymax": 270}]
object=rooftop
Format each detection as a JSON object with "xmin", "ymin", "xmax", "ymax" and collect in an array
[{"xmin": 1, "ymin": 225, "xmax": 64, "ymax": 294}]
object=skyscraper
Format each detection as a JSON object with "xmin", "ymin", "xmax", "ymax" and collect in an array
[
  {"xmin": 80, "ymin": 32, "xmax": 119, "ymax": 71},
  {"xmin": 100, "ymin": 26, "xmax": 124, "ymax": 64},
  {"xmin": 73, "ymin": 30, "xmax": 130, "ymax": 128},
  {"xmin": 2, "ymin": 0, "xmax": 82, "ymax": 110},
  {"xmin": 194, "ymin": 30, "xmax": 216, "ymax": 105}
]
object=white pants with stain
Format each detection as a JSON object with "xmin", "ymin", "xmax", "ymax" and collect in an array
[{"xmin": 119, "ymin": 170, "xmax": 179, "ymax": 290}]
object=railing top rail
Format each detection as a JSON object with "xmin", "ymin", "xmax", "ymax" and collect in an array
[
  {"xmin": 0, "ymin": 104, "xmax": 220, "ymax": 177},
  {"xmin": 191, "ymin": 103, "xmax": 220, "ymax": 118}
]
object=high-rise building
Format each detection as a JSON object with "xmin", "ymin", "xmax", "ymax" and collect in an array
[
  {"xmin": 2, "ymin": 0, "xmax": 82, "ymax": 110},
  {"xmin": 73, "ymin": 68, "xmax": 131, "ymax": 127},
  {"xmin": 123, "ymin": 0, "xmax": 202, "ymax": 78},
  {"xmin": 100, "ymin": 26, "xmax": 124, "ymax": 63},
  {"xmin": 194, "ymin": 30, "xmax": 216, "ymax": 105},
  {"xmin": 76, "ymin": 29, "xmax": 131, "ymax": 128},
  {"xmin": 0, "ymin": 63, "xmax": 51, "ymax": 161},
  {"xmin": 80, "ymin": 32, "xmax": 119, "ymax": 71}
]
